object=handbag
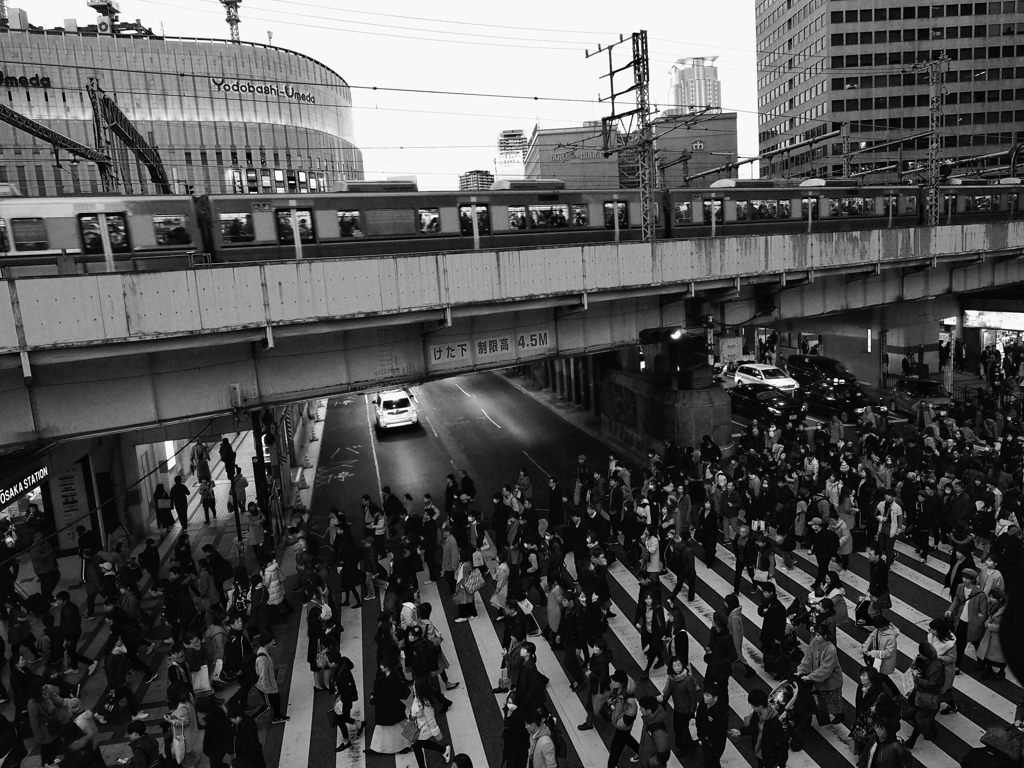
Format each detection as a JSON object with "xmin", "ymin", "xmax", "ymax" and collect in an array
[
  {"xmin": 191, "ymin": 667, "xmax": 212, "ymax": 695},
  {"xmin": 913, "ymin": 690, "xmax": 940, "ymax": 711},
  {"xmin": 753, "ymin": 568, "xmax": 770, "ymax": 583},
  {"xmin": 171, "ymin": 722, "xmax": 186, "ymax": 763},
  {"xmin": 316, "ymin": 643, "xmax": 331, "ymax": 670},
  {"xmin": 981, "ymin": 725, "xmax": 1024, "ymax": 762},
  {"xmin": 463, "ymin": 568, "xmax": 485, "ymax": 595},
  {"xmin": 517, "ymin": 598, "xmax": 535, "ymax": 615},
  {"xmin": 401, "ymin": 718, "xmax": 420, "ymax": 743}
]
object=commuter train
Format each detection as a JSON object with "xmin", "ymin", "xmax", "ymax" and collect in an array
[{"xmin": 0, "ymin": 176, "xmax": 1020, "ymax": 274}]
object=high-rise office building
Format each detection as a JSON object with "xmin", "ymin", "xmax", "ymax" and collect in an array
[
  {"xmin": 459, "ymin": 169, "xmax": 495, "ymax": 190},
  {"xmin": 496, "ymin": 129, "xmax": 528, "ymax": 179},
  {"xmin": 755, "ymin": 0, "xmax": 1024, "ymax": 181},
  {"xmin": 667, "ymin": 57, "xmax": 722, "ymax": 113}
]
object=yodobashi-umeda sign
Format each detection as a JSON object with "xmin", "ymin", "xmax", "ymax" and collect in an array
[
  {"xmin": 0, "ymin": 466, "xmax": 49, "ymax": 506},
  {"xmin": 0, "ymin": 71, "xmax": 52, "ymax": 88},
  {"xmin": 210, "ymin": 77, "xmax": 316, "ymax": 104}
]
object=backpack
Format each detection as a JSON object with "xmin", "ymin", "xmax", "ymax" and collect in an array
[{"xmin": 545, "ymin": 713, "xmax": 567, "ymax": 765}]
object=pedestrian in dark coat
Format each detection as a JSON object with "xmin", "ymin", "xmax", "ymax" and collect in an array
[
  {"xmin": 228, "ymin": 704, "xmax": 267, "ymax": 768},
  {"xmin": 696, "ymin": 682, "xmax": 729, "ymax": 768},
  {"xmin": 729, "ymin": 688, "xmax": 789, "ymax": 768},
  {"xmin": 703, "ymin": 612, "xmax": 737, "ymax": 704},
  {"xmin": 169, "ymin": 475, "xmax": 191, "ymax": 530}
]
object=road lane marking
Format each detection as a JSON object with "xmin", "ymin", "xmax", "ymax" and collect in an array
[
  {"xmin": 346, "ymin": 447, "xmax": 359, "ymax": 454},
  {"xmin": 521, "ymin": 450, "xmax": 550, "ymax": 477},
  {"xmin": 281, "ymin": 604, "xmax": 313, "ymax": 768},
  {"xmin": 363, "ymin": 394, "xmax": 383, "ymax": 493},
  {"xmin": 418, "ymin": 579, "xmax": 488, "ymax": 766},
  {"xmin": 480, "ymin": 409, "xmax": 502, "ymax": 429},
  {"xmin": 332, "ymin": 448, "xmax": 341, "ymax": 458},
  {"xmin": 454, "ymin": 382, "xmax": 473, "ymax": 398},
  {"xmin": 424, "ymin": 413, "xmax": 439, "ymax": 438}
]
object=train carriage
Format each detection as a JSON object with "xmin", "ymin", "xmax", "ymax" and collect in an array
[
  {"xmin": 198, "ymin": 182, "xmax": 656, "ymax": 263},
  {"xmin": 0, "ymin": 194, "xmax": 202, "ymax": 274}
]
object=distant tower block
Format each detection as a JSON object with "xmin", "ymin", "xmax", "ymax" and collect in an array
[{"xmin": 220, "ymin": 0, "xmax": 241, "ymax": 43}]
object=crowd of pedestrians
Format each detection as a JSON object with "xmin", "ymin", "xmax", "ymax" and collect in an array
[
  {"xmin": 0, "ymin": 440, "xmax": 287, "ymax": 768},
  {"xmin": 334, "ymin": 380, "xmax": 1024, "ymax": 768}
]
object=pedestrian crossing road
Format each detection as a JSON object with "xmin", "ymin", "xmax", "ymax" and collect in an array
[{"xmin": 285, "ymin": 372, "xmax": 1018, "ymax": 768}]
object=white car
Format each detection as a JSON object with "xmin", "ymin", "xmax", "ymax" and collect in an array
[
  {"xmin": 373, "ymin": 389, "xmax": 419, "ymax": 430},
  {"xmin": 734, "ymin": 363, "xmax": 800, "ymax": 394}
]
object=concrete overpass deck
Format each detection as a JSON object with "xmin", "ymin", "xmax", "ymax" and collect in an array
[{"xmin": 1, "ymin": 221, "xmax": 1023, "ymax": 446}]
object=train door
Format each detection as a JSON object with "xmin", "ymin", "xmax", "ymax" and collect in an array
[
  {"xmin": 801, "ymin": 197, "xmax": 819, "ymax": 233},
  {"xmin": 458, "ymin": 202, "xmax": 491, "ymax": 250},
  {"xmin": 78, "ymin": 212, "xmax": 131, "ymax": 271}
]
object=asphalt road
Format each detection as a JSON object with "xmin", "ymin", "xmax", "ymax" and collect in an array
[{"xmin": 302, "ymin": 371, "xmax": 1018, "ymax": 768}]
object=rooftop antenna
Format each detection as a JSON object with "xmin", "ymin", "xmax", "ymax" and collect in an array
[
  {"xmin": 267, "ymin": 30, "xmax": 272, "ymax": 46},
  {"xmin": 220, "ymin": 0, "xmax": 241, "ymax": 43}
]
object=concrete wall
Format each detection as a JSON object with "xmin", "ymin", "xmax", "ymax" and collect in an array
[{"xmin": 600, "ymin": 370, "xmax": 731, "ymax": 456}]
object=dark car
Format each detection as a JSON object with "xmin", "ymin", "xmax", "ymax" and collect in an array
[
  {"xmin": 729, "ymin": 383, "xmax": 807, "ymax": 426},
  {"xmin": 783, "ymin": 354, "xmax": 857, "ymax": 387},
  {"xmin": 803, "ymin": 381, "xmax": 888, "ymax": 423},
  {"xmin": 888, "ymin": 377, "xmax": 953, "ymax": 416}
]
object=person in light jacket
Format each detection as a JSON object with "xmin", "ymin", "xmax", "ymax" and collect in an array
[
  {"xmin": 861, "ymin": 615, "xmax": 901, "ymax": 676},
  {"xmin": 976, "ymin": 588, "xmax": 1008, "ymax": 681},
  {"xmin": 524, "ymin": 708, "xmax": 557, "ymax": 768},
  {"xmin": 252, "ymin": 630, "xmax": 288, "ymax": 723},
  {"xmin": 408, "ymin": 677, "xmax": 453, "ymax": 768},
  {"xmin": 943, "ymin": 567, "xmax": 986, "ymax": 671},
  {"xmin": 164, "ymin": 683, "xmax": 202, "ymax": 767},
  {"xmin": 725, "ymin": 594, "xmax": 754, "ymax": 679},
  {"xmin": 830, "ymin": 515, "xmax": 853, "ymax": 570},
  {"xmin": 796, "ymin": 620, "xmax": 845, "ymax": 725}
]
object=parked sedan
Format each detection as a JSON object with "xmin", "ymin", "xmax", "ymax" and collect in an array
[
  {"xmin": 733, "ymin": 363, "xmax": 800, "ymax": 394},
  {"xmin": 887, "ymin": 377, "xmax": 953, "ymax": 416},
  {"xmin": 729, "ymin": 383, "xmax": 807, "ymax": 426},
  {"xmin": 803, "ymin": 381, "xmax": 887, "ymax": 423}
]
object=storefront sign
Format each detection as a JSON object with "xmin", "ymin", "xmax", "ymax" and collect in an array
[
  {"xmin": 0, "ymin": 71, "xmax": 52, "ymax": 89},
  {"xmin": 0, "ymin": 466, "xmax": 48, "ymax": 506},
  {"xmin": 51, "ymin": 464, "xmax": 88, "ymax": 550},
  {"xmin": 209, "ymin": 77, "xmax": 316, "ymax": 104}
]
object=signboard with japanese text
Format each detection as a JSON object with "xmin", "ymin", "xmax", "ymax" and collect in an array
[
  {"xmin": 427, "ymin": 327, "xmax": 553, "ymax": 372},
  {"xmin": 50, "ymin": 462, "xmax": 89, "ymax": 550}
]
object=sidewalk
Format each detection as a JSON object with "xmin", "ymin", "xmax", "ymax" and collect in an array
[{"xmin": 8, "ymin": 411, "xmax": 327, "ymax": 767}]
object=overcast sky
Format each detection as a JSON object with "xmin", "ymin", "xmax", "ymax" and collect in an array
[{"xmin": 37, "ymin": 0, "xmax": 759, "ymax": 188}]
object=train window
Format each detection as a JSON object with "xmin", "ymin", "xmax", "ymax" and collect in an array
[
  {"xmin": 459, "ymin": 205, "xmax": 490, "ymax": 235},
  {"xmin": 801, "ymin": 198, "xmax": 819, "ymax": 220},
  {"xmin": 152, "ymin": 215, "xmax": 193, "ymax": 246},
  {"xmin": 702, "ymin": 199, "xmax": 723, "ymax": 224},
  {"xmin": 529, "ymin": 204, "xmax": 569, "ymax": 228},
  {"xmin": 419, "ymin": 208, "xmax": 440, "ymax": 233},
  {"xmin": 78, "ymin": 214, "xmax": 130, "ymax": 254},
  {"xmin": 604, "ymin": 202, "xmax": 628, "ymax": 229},
  {"xmin": 905, "ymin": 195, "xmax": 918, "ymax": 214},
  {"xmin": 571, "ymin": 204, "xmax": 589, "ymax": 226},
  {"xmin": 942, "ymin": 195, "xmax": 954, "ymax": 214},
  {"xmin": 508, "ymin": 206, "xmax": 527, "ymax": 230},
  {"xmin": 10, "ymin": 218, "xmax": 48, "ymax": 250},
  {"xmin": 883, "ymin": 195, "xmax": 898, "ymax": 216},
  {"xmin": 735, "ymin": 201, "xmax": 749, "ymax": 221},
  {"xmin": 965, "ymin": 194, "xmax": 998, "ymax": 211},
  {"xmin": 219, "ymin": 212, "xmax": 255, "ymax": 243},
  {"xmin": 674, "ymin": 201, "xmax": 693, "ymax": 224},
  {"xmin": 337, "ymin": 211, "xmax": 364, "ymax": 238},
  {"xmin": 277, "ymin": 209, "xmax": 315, "ymax": 244},
  {"xmin": 0, "ymin": 219, "xmax": 7, "ymax": 252},
  {"xmin": 750, "ymin": 200, "xmax": 778, "ymax": 219},
  {"xmin": 778, "ymin": 200, "xmax": 792, "ymax": 218}
]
